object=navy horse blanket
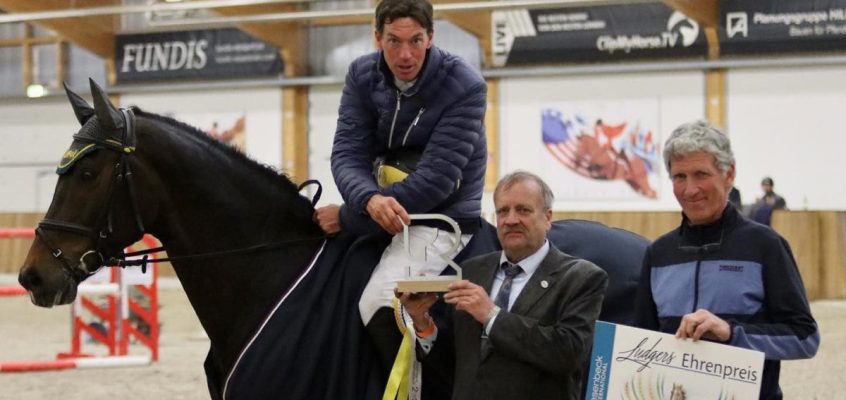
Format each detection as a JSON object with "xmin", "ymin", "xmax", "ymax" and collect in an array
[{"xmin": 214, "ymin": 219, "xmax": 647, "ymax": 399}]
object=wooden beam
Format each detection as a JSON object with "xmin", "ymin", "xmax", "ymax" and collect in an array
[
  {"xmin": 310, "ymin": 15, "xmax": 373, "ymax": 27},
  {"xmin": 484, "ymin": 78, "xmax": 499, "ymax": 191},
  {"xmin": 23, "ymin": 25, "xmax": 33, "ymax": 89},
  {"xmin": 57, "ymin": 41, "xmax": 67, "ymax": 86},
  {"xmin": 705, "ymin": 69, "xmax": 725, "ymax": 129},
  {"xmin": 214, "ymin": 4, "xmax": 307, "ymax": 76},
  {"xmin": 282, "ymin": 86, "xmax": 309, "ymax": 183},
  {"xmin": 440, "ymin": 12, "xmax": 492, "ymax": 67},
  {"xmin": 0, "ymin": 36, "xmax": 61, "ymax": 47},
  {"xmin": 702, "ymin": 26, "xmax": 725, "ymax": 129},
  {"xmin": 0, "ymin": 0, "xmax": 119, "ymax": 58},
  {"xmin": 662, "ymin": 0, "xmax": 718, "ymax": 28}
]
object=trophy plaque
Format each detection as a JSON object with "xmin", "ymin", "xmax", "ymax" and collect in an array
[{"xmin": 395, "ymin": 214, "xmax": 462, "ymax": 293}]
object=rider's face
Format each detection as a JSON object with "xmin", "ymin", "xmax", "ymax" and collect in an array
[
  {"xmin": 670, "ymin": 151, "xmax": 734, "ymax": 225},
  {"xmin": 376, "ymin": 17, "xmax": 432, "ymax": 82}
]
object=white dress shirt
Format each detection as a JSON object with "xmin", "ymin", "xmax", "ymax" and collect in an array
[{"xmin": 416, "ymin": 240, "xmax": 550, "ymax": 352}]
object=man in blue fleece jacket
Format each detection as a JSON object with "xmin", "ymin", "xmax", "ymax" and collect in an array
[{"xmin": 635, "ymin": 120, "xmax": 819, "ymax": 399}]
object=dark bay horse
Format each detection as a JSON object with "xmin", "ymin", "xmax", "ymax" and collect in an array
[
  {"xmin": 18, "ymin": 80, "xmax": 646, "ymax": 400},
  {"xmin": 17, "ymin": 80, "xmax": 367, "ymax": 399}
]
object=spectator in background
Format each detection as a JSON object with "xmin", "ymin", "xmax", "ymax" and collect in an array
[
  {"xmin": 750, "ymin": 177, "xmax": 787, "ymax": 226},
  {"xmin": 635, "ymin": 121, "xmax": 818, "ymax": 400}
]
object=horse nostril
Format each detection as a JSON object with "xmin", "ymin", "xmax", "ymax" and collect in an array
[{"xmin": 18, "ymin": 267, "xmax": 42, "ymax": 291}]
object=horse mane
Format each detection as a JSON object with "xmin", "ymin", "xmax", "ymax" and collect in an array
[{"xmin": 132, "ymin": 107, "xmax": 307, "ymax": 204}]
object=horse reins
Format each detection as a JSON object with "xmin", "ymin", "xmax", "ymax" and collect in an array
[{"xmin": 36, "ymin": 107, "xmax": 326, "ymax": 280}]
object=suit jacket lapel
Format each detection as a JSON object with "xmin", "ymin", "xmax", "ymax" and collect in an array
[
  {"xmin": 510, "ymin": 249, "xmax": 566, "ymax": 314},
  {"xmin": 468, "ymin": 253, "xmax": 499, "ymax": 294}
]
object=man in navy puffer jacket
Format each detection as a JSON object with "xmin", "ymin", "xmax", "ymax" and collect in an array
[{"xmin": 313, "ymin": 0, "xmax": 487, "ymax": 386}]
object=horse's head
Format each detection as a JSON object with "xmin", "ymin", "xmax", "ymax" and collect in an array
[{"xmin": 19, "ymin": 79, "xmax": 145, "ymax": 307}]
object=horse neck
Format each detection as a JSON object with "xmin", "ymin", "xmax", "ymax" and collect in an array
[
  {"xmin": 133, "ymin": 117, "xmax": 320, "ymax": 246},
  {"xmin": 132, "ymin": 117, "xmax": 324, "ymax": 377}
]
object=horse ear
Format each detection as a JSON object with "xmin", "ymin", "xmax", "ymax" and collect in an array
[
  {"xmin": 89, "ymin": 78, "xmax": 124, "ymax": 131},
  {"xmin": 64, "ymin": 82, "xmax": 94, "ymax": 125}
]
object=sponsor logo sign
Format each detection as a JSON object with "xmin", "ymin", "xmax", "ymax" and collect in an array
[
  {"xmin": 492, "ymin": 3, "xmax": 706, "ymax": 66},
  {"xmin": 721, "ymin": 0, "xmax": 846, "ymax": 54},
  {"xmin": 116, "ymin": 28, "xmax": 283, "ymax": 83}
]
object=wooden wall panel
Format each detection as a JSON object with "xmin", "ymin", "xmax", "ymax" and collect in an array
[
  {"xmin": 552, "ymin": 211, "xmax": 680, "ymax": 241},
  {"xmin": 0, "ymin": 213, "xmax": 41, "ymax": 274},
  {"xmin": 819, "ymin": 212, "xmax": 846, "ymax": 299},
  {"xmin": 773, "ymin": 211, "xmax": 821, "ymax": 300},
  {"xmin": 547, "ymin": 210, "xmax": 845, "ymax": 301}
]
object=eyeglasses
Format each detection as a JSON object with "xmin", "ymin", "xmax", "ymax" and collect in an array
[{"xmin": 677, "ymin": 227, "xmax": 724, "ymax": 255}]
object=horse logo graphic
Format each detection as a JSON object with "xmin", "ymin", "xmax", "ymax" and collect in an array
[{"xmin": 667, "ymin": 11, "xmax": 700, "ymax": 47}]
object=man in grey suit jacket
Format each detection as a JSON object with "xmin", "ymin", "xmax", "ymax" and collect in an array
[{"xmin": 400, "ymin": 171, "xmax": 608, "ymax": 400}]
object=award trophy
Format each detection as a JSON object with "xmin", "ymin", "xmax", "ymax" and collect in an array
[{"xmin": 395, "ymin": 213, "xmax": 462, "ymax": 293}]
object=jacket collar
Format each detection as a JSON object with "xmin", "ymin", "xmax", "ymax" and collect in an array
[
  {"xmin": 377, "ymin": 46, "xmax": 440, "ymax": 96},
  {"xmin": 678, "ymin": 202, "xmax": 739, "ymax": 246}
]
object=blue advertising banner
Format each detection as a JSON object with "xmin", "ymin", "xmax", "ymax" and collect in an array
[{"xmin": 116, "ymin": 28, "xmax": 283, "ymax": 83}]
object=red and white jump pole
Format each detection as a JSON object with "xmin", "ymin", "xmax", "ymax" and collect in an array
[
  {"xmin": 1, "ymin": 228, "xmax": 160, "ymax": 371},
  {"xmin": 0, "ymin": 285, "xmax": 27, "ymax": 296},
  {"xmin": 0, "ymin": 228, "xmax": 34, "ymax": 239},
  {"xmin": 0, "ymin": 355, "xmax": 151, "ymax": 372}
]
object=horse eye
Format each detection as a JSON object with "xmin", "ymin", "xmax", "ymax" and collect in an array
[{"xmin": 80, "ymin": 170, "xmax": 95, "ymax": 181}]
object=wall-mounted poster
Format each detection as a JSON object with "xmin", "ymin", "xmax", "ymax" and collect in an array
[
  {"xmin": 541, "ymin": 99, "xmax": 661, "ymax": 201},
  {"xmin": 162, "ymin": 112, "xmax": 247, "ymax": 153}
]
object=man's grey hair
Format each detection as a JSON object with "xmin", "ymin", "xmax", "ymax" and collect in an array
[
  {"xmin": 663, "ymin": 120, "xmax": 735, "ymax": 174},
  {"xmin": 495, "ymin": 170, "xmax": 554, "ymax": 211}
]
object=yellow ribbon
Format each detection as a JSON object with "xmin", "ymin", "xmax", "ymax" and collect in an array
[
  {"xmin": 382, "ymin": 298, "xmax": 413, "ymax": 400},
  {"xmin": 382, "ymin": 329, "xmax": 413, "ymax": 400}
]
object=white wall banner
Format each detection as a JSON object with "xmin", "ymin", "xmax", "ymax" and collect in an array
[
  {"xmin": 122, "ymin": 89, "xmax": 282, "ymax": 170},
  {"xmin": 540, "ymin": 99, "xmax": 662, "ymax": 201}
]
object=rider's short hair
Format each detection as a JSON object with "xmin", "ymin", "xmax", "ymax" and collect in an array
[
  {"xmin": 374, "ymin": 0, "xmax": 434, "ymax": 34},
  {"xmin": 663, "ymin": 120, "xmax": 735, "ymax": 175}
]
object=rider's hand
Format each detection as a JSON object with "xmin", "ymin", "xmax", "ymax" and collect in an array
[
  {"xmin": 314, "ymin": 204, "xmax": 342, "ymax": 235},
  {"xmin": 366, "ymin": 194, "xmax": 410, "ymax": 235}
]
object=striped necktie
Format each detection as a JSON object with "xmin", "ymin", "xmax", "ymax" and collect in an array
[{"xmin": 481, "ymin": 262, "xmax": 523, "ymax": 359}]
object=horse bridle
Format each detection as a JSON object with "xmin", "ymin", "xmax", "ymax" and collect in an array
[
  {"xmin": 35, "ymin": 108, "xmax": 327, "ymax": 281},
  {"xmin": 35, "ymin": 107, "xmax": 147, "ymax": 282}
]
